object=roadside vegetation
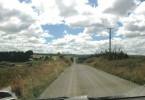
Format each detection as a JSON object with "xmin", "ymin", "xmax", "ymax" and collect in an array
[
  {"xmin": 89, "ymin": 50, "xmax": 129, "ymax": 60},
  {"xmin": 0, "ymin": 52, "xmax": 70, "ymax": 100},
  {"xmin": 84, "ymin": 50, "xmax": 145, "ymax": 85},
  {"xmin": 0, "ymin": 50, "xmax": 33, "ymax": 62}
]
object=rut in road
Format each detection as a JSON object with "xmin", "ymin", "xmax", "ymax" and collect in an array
[{"xmin": 38, "ymin": 64, "xmax": 145, "ymax": 99}]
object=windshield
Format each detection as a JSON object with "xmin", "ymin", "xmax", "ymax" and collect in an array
[{"xmin": 0, "ymin": 0, "xmax": 145, "ymax": 100}]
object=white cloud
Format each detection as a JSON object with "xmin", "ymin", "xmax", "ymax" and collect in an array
[
  {"xmin": 49, "ymin": 32, "xmax": 145, "ymax": 55},
  {"xmin": 111, "ymin": 37, "xmax": 145, "ymax": 55},
  {"xmin": 0, "ymin": 0, "xmax": 53, "ymax": 50},
  {"xmin": 134, "ymin": 1, "xmax": 145, "ymax": 14},
  {"xmin": 117, "ymin": 7, "xmax": 145, "ymax": 38},
  {"xmin": 50, "ymin": 33, "xmax": 108, "ymax": 54},
  {"xmin": 0, "ymin": 0, "xmax": 145, "ymax": 55},
  {"xmin": 41, "ymin": 33, "xmax": 53, "ymax": 38}
]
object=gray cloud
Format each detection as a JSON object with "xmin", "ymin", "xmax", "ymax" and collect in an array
[
  {"xmin": 103, "ymin": 0, "xmax": 137, "ymax": 16},
  {"xmin": 56, "ymin": 0, "xmax": 78, "ymax": 17},
  {"xmin": 0, "ymin": 4, "xmax": 36, "ymax": 34},
  {"xmin": 124, "ymin": 21, "xmax": 145, "ymax": 32}
]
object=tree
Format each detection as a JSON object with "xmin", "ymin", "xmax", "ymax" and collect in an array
[
  {"xmin": 57, "ymin": 52, "xmax": 61, "ymax": 57},
  {"xmin": 25, "ymin": 50, "xmax": 33, "ymax": 60},
  {"xmin": 25, "ymin": 50, "xmax": 33, "ymax": 56},
  {"xmin": 0, "ymin": 50, "xmax": 33, "ymax": 62}
]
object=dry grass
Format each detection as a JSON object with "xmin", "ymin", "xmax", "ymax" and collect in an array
[
  {"xmin": 0, "ymin": 60, "xmax": 69, "ymax": 100},
  {"xmin": 84, "ymin": 56, "xmax": 145, "ymax": 85}
]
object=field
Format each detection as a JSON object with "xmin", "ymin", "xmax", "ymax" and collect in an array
[
  {"xmin": 32, "ymin": 53, "xmax": 49, "ymax": 58},
  {"xmin": 0, "ymin": 59, "xmax": 69, "ymax": 100},
  {"xmin": 84, "ymin": 56, "xmax": 145, "ymax": 85}
]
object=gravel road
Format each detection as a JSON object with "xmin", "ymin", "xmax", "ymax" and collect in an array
[{"xmin": 38, "ymin": 64, "xmax": 145, "ymax": 99}]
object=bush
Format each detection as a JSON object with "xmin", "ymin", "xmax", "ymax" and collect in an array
[
  {"xmin": 90, "ymin": 50, "xmax": 129, "ymax": 60},
  {"xmin": 77, "ymin": 57, "xmax": 87, "ymax": 63}
]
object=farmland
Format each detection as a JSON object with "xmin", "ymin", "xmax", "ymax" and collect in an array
[{"xmin": 0, "ymin": 54, "xmax": 70, "ymax": 100}]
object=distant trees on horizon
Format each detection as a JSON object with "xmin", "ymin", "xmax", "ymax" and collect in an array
[{"xmin": 0, "ymin": 50, "xmax": 33, "ymax": 62}]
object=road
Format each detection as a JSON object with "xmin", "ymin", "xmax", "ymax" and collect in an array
[{"xmin": 38, "ymin": 64, "xmax": 145, "ymax": 99}]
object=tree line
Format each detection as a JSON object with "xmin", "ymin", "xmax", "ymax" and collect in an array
[
  {"xmin": 90, "ymin": 50, "xmax": 129, "ymax": 60},
  {"xmin": 0, "ymin": 50, "xmax": 33, "ymax": 62}
]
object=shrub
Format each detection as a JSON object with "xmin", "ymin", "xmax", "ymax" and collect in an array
[{"xmin": 90, "ymin": 50, "xmax": 129, "ymax": 60}]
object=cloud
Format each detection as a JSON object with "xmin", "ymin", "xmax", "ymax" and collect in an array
[
  {"xmin": 117, "ymin": 2, "xmax": 145, "ymax": 38},
  {"xmin": 111, "ymin": 37, "xmax": 145, "ymax": 55},
  {"xmin": 0, "ymin": 0, "xmax": 54, "ymax": 52},
  {"xmin": 50, "ymin": 33, "xmax": 108, "ymax": 54},
  {"xmin": 40, "ymin": 32, "xmax": 53, "ymax": 38},
  {"xmin": 56, "ymin": 0, "xmax": 78, "ymax": 17},
  {"xmin": 49, "ymin": 32, "xmax": 145, "ymax": 55},
  {"xmin": 0, "ymin": 0, "xmax": 38, "ymax": 35},
  {"xmin": 0, "ymin": 0, "xmax": 145, "ymax": 55},
  {"xmin": 98, "ymin": 0, "xmax": 138, "ymax": 16},
  {"xmin": 31, "ymin": 0, "xmax": 70, "ymax": 25},
  {"xmin": 134, "ymin": 1, "xmax": 145, "ymax": 14}
]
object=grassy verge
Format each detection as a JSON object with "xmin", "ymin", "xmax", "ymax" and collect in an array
[
  {"xmin": 84, "ymin": 56, "xmax": 145, "ymax": 85},
  {"xmin": 0, "ymin": 60, "xmax": 69, "ymax": 100}
]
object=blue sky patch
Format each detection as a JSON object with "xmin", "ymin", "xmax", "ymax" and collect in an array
[
  {"xmin": 41, "ymin": 24, "xmax": 84, "ymax": 39},
  {"xmin": 117, "ymin": 22, "xmax": 123, "ymax": 26},
  {"xmin": 19, "ymin": 0, "xmax": 31, "ymax": 3},
  {"xmin": 87, "ymin": 0, "xmax": 98, "ymax": 7}
]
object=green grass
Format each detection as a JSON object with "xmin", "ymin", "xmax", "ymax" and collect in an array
[
  {"xmin": 84, "ymin": 56, "xmax": 145, "ymax": 85},
  {"xmin": 0, "ymin": 60, "xmax": 69, "ymax": 100},
  {"xmin": 32, "ymin": 54, "xmax": 48, "ymax": 58}
]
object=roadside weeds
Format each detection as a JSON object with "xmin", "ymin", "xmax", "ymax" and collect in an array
[
  {"xmin": 0, "ymin": 60, "xmax": 69, "ymax": 100},
  {"xmin": 84, "ymin": 56, "xmax": 145, "ymax": 85}
]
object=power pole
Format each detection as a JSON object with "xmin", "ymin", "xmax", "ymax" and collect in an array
[{"xmin": 107, "ymin": 28, "xmax": 114, "ymax": 52}]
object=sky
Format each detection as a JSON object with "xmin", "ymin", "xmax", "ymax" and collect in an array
[{"xmin": 0, "ymin": 0, "xmax": 145, "ymax": 55}]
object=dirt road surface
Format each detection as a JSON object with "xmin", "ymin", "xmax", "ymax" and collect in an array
[{"xmin": 38, "ymin": 64, "xmax": 145, "ymax": 99}]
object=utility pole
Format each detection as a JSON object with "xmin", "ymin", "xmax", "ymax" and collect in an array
[{"xmin": 107, "ymin": 28, "xmax": 114, "ymax": 52}]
